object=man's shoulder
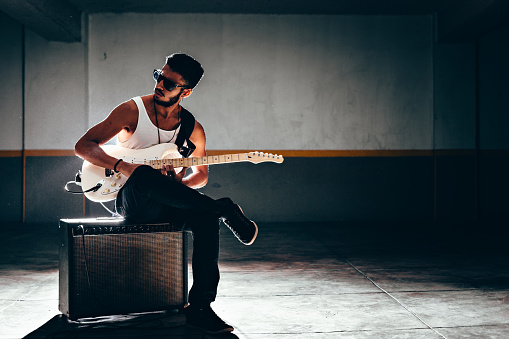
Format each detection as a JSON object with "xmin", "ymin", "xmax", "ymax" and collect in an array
[
  {"xmin": 139, "ymin": 94, "xmax": 152, "ymax": 103},
  {"xmin": 115, "ymin": 97, "xmax": 139, "ymax": 111},
  {"xmin": 110, "ymin": 98, "xmax": 139, "ymax": 123}
]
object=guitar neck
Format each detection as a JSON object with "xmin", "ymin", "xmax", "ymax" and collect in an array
[{"xmin": 148, "ymin": 153, "xmax": 250, "ymax": 169}]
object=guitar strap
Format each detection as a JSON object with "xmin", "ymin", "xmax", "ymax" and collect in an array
[{"xmin": 175, "ymin": 107, "xmax": 196, "ymax": 158}]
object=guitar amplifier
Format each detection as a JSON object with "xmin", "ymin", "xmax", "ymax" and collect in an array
[{"xmin": 59, "ymin": 218, "xmax": 188, "ymax": 320}]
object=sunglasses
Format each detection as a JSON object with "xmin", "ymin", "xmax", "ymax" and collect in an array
[{"xmin": 153, "ymin": 69, "xmax": 188, "ymax": 91}]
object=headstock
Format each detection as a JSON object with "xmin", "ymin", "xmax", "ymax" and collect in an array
[{"xmin": 246, "ymin": 152, "xmax": 284, "ymax": 164}]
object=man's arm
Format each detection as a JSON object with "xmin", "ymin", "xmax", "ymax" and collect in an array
[
  {"xmin": 181, "ymin": 120, "xmax": 208, "ymax": 189},
  {"xmin": 74, "ymin": 100, "xmax": 141, "ymax": 178}
]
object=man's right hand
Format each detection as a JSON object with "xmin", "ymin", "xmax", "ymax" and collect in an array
[{"xmin": 116, "ymin": 161, "xmax": 143, "ymax": 178}]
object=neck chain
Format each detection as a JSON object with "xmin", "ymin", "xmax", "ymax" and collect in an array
[{"xmin": 153, "ymin": 100, "xmax": 180, "ymax": 144}]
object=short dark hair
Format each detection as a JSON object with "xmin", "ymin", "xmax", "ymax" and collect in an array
[{"xmin": 166, "ymin": 53, "xmax": 204, "ymax": 89}]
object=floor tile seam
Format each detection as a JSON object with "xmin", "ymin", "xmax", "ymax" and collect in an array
[
  {"xmin": 374, "ymin": 288, "xmax": 479, "ymax": 293},
  {"xmin": 218, "ymin": 262, "xmax": 348, "ymax": 266},
  {"xmin": 216, "ymin": 291, "xmax": 394, "ymax": 298},
  {"xmin": 219, "ymin": 267, "xmax": 352, "ymax": 270},
  {"xmin": 434, "ymin": 323, "xmax": 509, "ymax": 329},
  {"xmin": 390, "ymin": 288, "xmax": 509, "ymax": 295},
  {"xmin": 218, "ymin": 278, "xmax": 494, "ymax": 294},
  {"xmin": 0, "ymin": 299, "xmax": 22, "ymax": 314},
  {"xmin": 0, "ymin": 282, "xmax": 46, "ymax": 313},
  {"xmin": 219, "ymin": 268, "xmax": 358, "ymax": 273},
  {"xmin": 343, "ymin": 266, "xmax": 509, "ymax": 272},
  {"xmin": 345, "ymin": 259, "xmax": 448, "ymax": 339},
  {"xmin": 233, "ymin": 327, "xmax": 441, "ymax": 335},
  {"xmin": 0, "ymin": 298, "xmax": 58, "ymax": 303},
  {"xmin": 217, "ymin": 288, "xmax": 481, "ymax": 298},
  {"xmin": 344, "ymin": 263, "xmax": 506, "ymax": 273},
  {"xmin": 344, "ymin": 265, "xmax": 500, "ymax": 269},
  {"xmin": 0, "ymin": 269, "xmax": 58, "ymax": 273}
]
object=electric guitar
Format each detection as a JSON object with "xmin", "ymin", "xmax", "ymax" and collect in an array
[{"xmin": 79, "ymin": 143, "xmax": 284, "ymax": 202}]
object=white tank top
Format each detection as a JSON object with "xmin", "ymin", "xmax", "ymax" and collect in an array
[{"xmin": 117, "ymin": 96, "xmax": 181, "ymax": 149}]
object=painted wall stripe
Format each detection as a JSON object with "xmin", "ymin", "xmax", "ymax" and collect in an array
[{"xmin": 0, "ymin": 150, "xmax": 23, "ymax": 157}]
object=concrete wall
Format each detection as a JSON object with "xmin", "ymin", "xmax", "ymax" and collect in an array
[
  {"xmin": 0, "ymin": 11, "xmax": 23, "ymax": 222},
  {"xmin": 433, "ymin": 43, "xmax": 476, "ymax": 150},
  {"xmin": 87, "ymin": 14, "xmax": 433, "ymax": 150},
  {"xmin": 24, "ymin": 29, "xmax": 87, "ymax": 150},
  {"xmin": 2, "ymin": 13, "xmax": 436, "ymax": 151},
  {"xmin": 479, "ymin": 23, "xmax": 509, "ymax": 150},
  {"xmin": 0, "ymin": 11, "xmax": 87, "ymax": 223},
  {"xmin": 0, "ymin": 11, "xmax": 23, "ymax": 150}
]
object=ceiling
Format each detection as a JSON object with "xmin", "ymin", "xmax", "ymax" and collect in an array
[{"xmin": 1, "ymin": 0, "xmax": 508, "ymax": 43}]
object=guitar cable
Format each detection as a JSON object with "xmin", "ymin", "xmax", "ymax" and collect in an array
[
  {"xmin": 64, "ymin": 170, "xmax": 102, "ymax": 194},
  {"xmin": 64, "ymin": 170, "xmax": 121, "ymax": 217},
  {"xmin": 79, "ymin": 225, "xmax": 110, "ymax": 313}
]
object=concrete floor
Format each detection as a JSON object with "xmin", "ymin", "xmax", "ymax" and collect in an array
[{"xmin": 1, "ymin": 221, "xmax": 509, "ymax": 338}]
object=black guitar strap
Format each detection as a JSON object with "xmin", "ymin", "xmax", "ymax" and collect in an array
[{"xmin": 175, "ymin": 107, "xmax": 196, "ymax": 158}]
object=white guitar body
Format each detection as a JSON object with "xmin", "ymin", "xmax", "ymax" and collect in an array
[
  {"xmin": 80, "ymin": 144, "xmax": 283, "ymax": 202},
  {"xmin": 81, "ymin": 144, "xmax": 181, "ymax": 202}
]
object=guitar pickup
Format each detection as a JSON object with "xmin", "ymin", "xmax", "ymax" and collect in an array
[{"xmin": 105, "ymin": 168, "xmax": 114, "ymax": 177}]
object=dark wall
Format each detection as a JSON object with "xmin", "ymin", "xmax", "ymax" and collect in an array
[
  {"xmin": 0, "ymin": 157, "xmax": 23, "ymax": 222},
  {"xmin": 24, "ymin": 156, "xmax": 84, "ymax": 223},
  {"xmin": 2, "ymin": 152, "xmax": 507, "ymax": 225},
  {"xmin": 479, "ymin": 152, "xmax": 509, "ymax": 223},
  {"xmin": 478, "ymin": 22, "xmax": 509, "ymax": 224},
  {"xmin": 435, "ymin": 153, "xmax": 477, "ymax": 223},
  {"xmin": 0, "ymin": 154, "xmax": 461, "ymax": 224},
  {"xmin": 199, "ymin": 156, "xmax": 435, "ymax": 223}
]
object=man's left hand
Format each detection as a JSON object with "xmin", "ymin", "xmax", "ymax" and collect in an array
[{"xmin": 161, "ymin": 164, "xmax": 188, "ymax": 183}]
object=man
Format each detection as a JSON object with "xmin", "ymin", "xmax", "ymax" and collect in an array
[{"xmin": 74, "ymin": 53, "xmax": 257, "ymax": 334}]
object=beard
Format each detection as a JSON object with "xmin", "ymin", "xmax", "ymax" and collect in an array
[{"xmin": 154, "ymin": 89, "xmax": 182, "ymax": 107}]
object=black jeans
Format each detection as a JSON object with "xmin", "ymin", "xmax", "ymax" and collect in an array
[{"xmin": 115, "ymin": 165, "xmax": 227, "ymax": 306}]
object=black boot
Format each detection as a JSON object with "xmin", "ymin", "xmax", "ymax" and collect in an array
[
  {"xmin": 218, "ymin": 198, "xmax": 258, "ymax": 245},
  {"xmin": 184, "ymin": 304, "xmax": 234, "ymax": 334}
]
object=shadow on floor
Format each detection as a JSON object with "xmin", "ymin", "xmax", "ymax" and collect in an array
[{"xmin": 24, "ymin": 311, "xmax": 239, "ymax": 339}]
